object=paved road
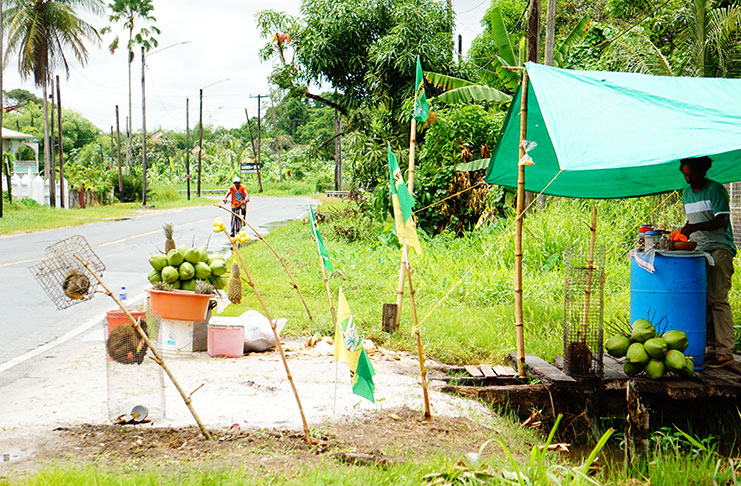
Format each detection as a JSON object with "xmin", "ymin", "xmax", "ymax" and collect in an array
[{"xmin": 0, "ymin": 196, "xmax": 312, "ymax": 383}]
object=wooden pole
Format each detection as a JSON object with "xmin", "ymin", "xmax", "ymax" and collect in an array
[
  {"xmin": 313, "ymin": 229, "xmax": 336, "ymax": 324},
  {"xmin": 223, "ymin": 230, "xmax": 313, "ymax": 443},
  {"xmin": 217, "ymin": 204, "xmax": 313, "ymax": 320},
  {"xmin": 581, "ymin": 206, "xmax": 598, "ymax": 338},
  {"xmin": 271, "ymin": 98, "xmax": 283, "ymax": 182},
  {"xmin": 50, "ymin": 88, "xmax": 56, "ymax": 206},
  {"xmin": 56, "ymin": 76, "xmax": 64, "ymax": 209},
  {"xmin": 256, "ymin": 95, "xmax": 264, "ymax": 193},
  {"xmin": 115, "ymin": 105, "xmax": 123, "ymax": 193},
  {"xmin": 405, "ymin": 251, "xmax": 431, "ymax": 421},
  {"xmin": 198, "ymin": 88, "xmax": 203, "ymax": 197},
  {"xmin": 73, "ymin": 255, "xmax": 213, "ymax": 441},
  {"xmin": 334, "ymin": 108, "xmax": 341, "ymax": 190},
  {"xmin": 244, "ymin": 107, "xmax": 258, "ymax": 159},
  {"xmin": 393, "ymin": 117, "xmax": 419, "ymax": 327},
  {"xmin": 186, "ymin": 98, "xmax": 191, "ymax": 200},
  {"xmin": 514, "ymin": 70, "xmax": 530, "ymax": 379}
]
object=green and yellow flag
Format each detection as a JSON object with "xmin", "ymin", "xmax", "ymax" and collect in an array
[
  {"xmin": 308, "ymin": 203, "xmax": 333, "ymax": 272},
  {"xmin": 388, "ymin": 145, "xmax": 422, "ymax": 255},
  {"xmin": 334, "ymin": 288, "xmax": 376, "ymax": 402},
  {"xmin": 413, "ymin": 56, "xmax": 429, "ymax": 123}
]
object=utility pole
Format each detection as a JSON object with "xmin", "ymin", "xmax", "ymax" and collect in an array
[
  {"xmin": 525, "ymin": 0, "xmax": 541, "ymax": 210},
  {"xmin": 49, "ymin": 91, "xmax": 55, "ymax": 205},
  {"xmin": 249, "ymin": 94, "xmax": 265, "ymax": 193},
  {"xmin": 141, "ymin": 46, "xmax": 148, "ymax": 206},
  {"xmin": 186, "ymin": 98, "xmax": 190, "ymax": 200},
  {"xmin": 198, "ymin": 88, "xmax": 203, "ymax": 197},
  {"xmin": 270, "ymin": 98, "xmax": 282, "ymax": 182},
  {"xmin": 115, "ymin": 105, "xmax": 123, "ymax": 193},
  {"xmin": 334, "ymin": 109, "xmax": 342, "ymax": 191},
  {"xmin": 56, "ymin": 75, "xmax": 64, "ymax": 208},
  {"xmin": 539, "ymin": 0, "xmax": 556, "ymax": 210},
  {"xmin": 457, "ymin": 34, "xmax": 462, "ymax": 65}
]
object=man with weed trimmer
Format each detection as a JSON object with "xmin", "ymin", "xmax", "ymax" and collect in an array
[{"xmin": 223, "ymin": 176, "xmax": 250, "ymax": 237}]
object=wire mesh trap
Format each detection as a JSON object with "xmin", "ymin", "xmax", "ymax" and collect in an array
[
  {"xmin": 563, "ymin": 246, "xmax": 605, "ymax": 379},
  {"xmin": 106, "ymin": 318, "xmax": 166, "ymax": 422},
  {"xmin": 29, "ymin": 235, "xmax": 106, "ymax": 310}
]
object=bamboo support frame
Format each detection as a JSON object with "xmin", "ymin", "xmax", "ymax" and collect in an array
[
  {"xmin": 217, "ymin": 205, "xmax": 313, "ymax": 320},
  {"xmin": 580, "ymin": 206, "xmax": 598, "ymax": 339},
  {"xmin": 514, "ymin": 70, "xmax": 530, "ymax": 379},
  {"xmin": 73, "ymin": 255, "xmax": 213, "ymax": 441},
  {"xmin": 224, "ymin": 230, "xmax": 313, "ymax": 443},
  {"xmin": 405, "ymin": 254, "xmax": 431, "ymax": 421}
]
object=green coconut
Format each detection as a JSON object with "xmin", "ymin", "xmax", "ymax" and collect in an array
[
  {"xmin": 184, "ymin": 247, "xmax": 201, "ymax": 265},
  {"xmin": 167, "ymin": 249, "xmax": 184, "ymax": 267},
  {"xmin": 664, "ymin": 349, "xmax": 687, "ymax": 372},
  {"xmin": 680, "ymin": 357, "xmax": 695, "ymax": 378},
  {"xmin": 624, "ymin": 361, "xmax": 644, "ymax": 376},
  {"xmin": 605, "ymin": 335, "xmax": 631, "ymax": 358},
  {"xmin": 644, "ymin": 337, "xmax": 668, "ymax": 359},
  {"xmin": 181, "ymin": 279, "xmax": 197, "ymax": 291},
  {"xmin": 148, "ymin": 254, "xmax": 168, "ymax": 271},
  {"xmin": 631, "ymin": 320, "xmax": 656, "ymax": 343},
  {"xmin": 161, "ymin": 265, "xmax": 179, "ymax": 283},
  {"xmin": 170, "ymin": 280, "xmax": 181, "ymax": 290},
  {"xmin": 662, "ymin": 330, "xmax": 689, "ymax": 352},
  {"xmin": 179, "ymin": 262, "xmax": 195, "ymax": 280},
  {"xmin": 147, "ymin": 270, "xmax": 162, "ymax": 284},
  {"xmin": 210, "ymin": 260, "xmax": 227, "ymax": 276},
  {"xmin": 645, "ymin": 359, "xmax": 666, "ymax": 380},
  {"xmin": 626, "ymin": 342, "xmax": 650, "ymax": 365},
  {"xmin": 177, "ymin": 244, "xmax": 189, "ymax": 255},
  {"xmin": 198, "ymin": 248, "xmax": 209, "ymax": 262},
  {"xmin": 194, "ymin": 261, "xmax": 212, "ymax": 279}
]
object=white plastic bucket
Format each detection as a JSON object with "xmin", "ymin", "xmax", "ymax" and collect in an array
[{"xmin": 159, "ymin": 318, "xmax": 194, "ymax": 357}]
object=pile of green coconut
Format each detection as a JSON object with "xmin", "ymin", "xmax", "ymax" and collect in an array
[{"xmin": 605, "ymin": 319, "xmax": 695, "ymax": 379}]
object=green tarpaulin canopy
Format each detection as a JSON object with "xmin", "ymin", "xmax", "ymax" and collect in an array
[{"xmin": 484, "ymin": 62, "xmax": 741, "ymax": 198}]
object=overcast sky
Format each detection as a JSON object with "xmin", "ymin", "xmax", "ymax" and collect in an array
[{"xmin": 2, "ymin": 0, "xmax": 491, "ymax": 132}]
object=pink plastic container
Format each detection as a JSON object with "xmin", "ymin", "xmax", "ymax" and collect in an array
[{"xmin": 207, "ymin": 323, "xmax": 244, "ymax": 358}]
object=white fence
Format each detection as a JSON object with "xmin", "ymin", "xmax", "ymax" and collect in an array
[{"xmin": 2, "ymin": 169, "xmax": 70, "ymax": 208}]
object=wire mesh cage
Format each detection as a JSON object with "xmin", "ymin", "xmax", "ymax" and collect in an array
[
  {"xmin": 105, "ymin": 317, "xmax": 165, "ymax": 423},
  {"xmin": 563, "ymin": 245, "xmax": 605, "ymax": 378},
  {"xmin": 29, "ymin": 235, "xmax": 106, "ymax": 310}
]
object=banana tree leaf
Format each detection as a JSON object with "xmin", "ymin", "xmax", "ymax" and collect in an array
[
  {"xmin": 456, "ymin": 158, "xmax": 490, "ymax": 172},
  {"xmin": 435, "ymin": 85, "xmax": 512, "ymax": 104},
  {"xmin": 424, "ymin": 71, "xmax": 474, "ymax": 90},
  {"xmin": 490, "ymin": 6, "xmax": 515, "ymax": 66},
  {"xmin": 553, "ymin": 16, "xmax": 590, "ymax": 67}
]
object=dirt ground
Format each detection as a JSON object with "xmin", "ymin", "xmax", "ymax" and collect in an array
[{"xmin": 0, "ymin": 325, "xmax": 504, "ymax": 479}]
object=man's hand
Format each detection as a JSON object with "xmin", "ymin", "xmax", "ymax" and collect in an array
[{"xmin": 680, "ymin": 223, "xmax": 697, "ymax": 236}]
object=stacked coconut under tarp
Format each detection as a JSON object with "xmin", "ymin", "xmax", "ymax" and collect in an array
[{"xmin": 606, "ymin": 319, "xmax": 695, "ymax": 379}]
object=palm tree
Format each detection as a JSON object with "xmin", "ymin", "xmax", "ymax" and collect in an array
[
  {"xmin": 4, "ymin": 0, "xmax": 103, "ymax": 206},
  {"xmin": 101, "ymin": 0, "xmax": 159, "ymax": 173}
]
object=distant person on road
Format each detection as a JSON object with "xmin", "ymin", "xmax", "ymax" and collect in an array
[{"xmin": 223, "ymin": 176, "xmax": 249, "ymax": 237}]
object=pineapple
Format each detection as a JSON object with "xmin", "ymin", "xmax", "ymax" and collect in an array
[
  {"xmin": 194, "ymin": 279, "xmax": 216, "ymax": 296},
  {"xmin": 227, "ymin": 263, "xmax": 242, "ymax": 304},
  {"xmin": 163, "ymin": 223, "xmax": 176, "ymax": 252}
]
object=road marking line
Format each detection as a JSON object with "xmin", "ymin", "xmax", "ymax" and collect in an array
[
  {"xmin": 99, "ymin": 217, "xmax": 216, "ymax": 247},
  {"xmin": 0, "ymin": 258, "xmax": 36, "ymax": 268},
  {"xmin": 0, "ymin": 293, "xmax": 145, "ymax": 374}
]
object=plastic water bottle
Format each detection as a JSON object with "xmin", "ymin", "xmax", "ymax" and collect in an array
[{"xmin": 119, "ymin": 286, "xmax": 127, "ymax": 302}]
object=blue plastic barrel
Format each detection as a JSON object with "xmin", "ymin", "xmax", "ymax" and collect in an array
[{"xmin": 630, "ymin": 253, "xmax": 706, "ymax": 369}]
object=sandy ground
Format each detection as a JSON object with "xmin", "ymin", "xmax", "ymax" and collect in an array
[{"xmin": 0, "ymin": 316, "xmax": 492, "ymax": 472}]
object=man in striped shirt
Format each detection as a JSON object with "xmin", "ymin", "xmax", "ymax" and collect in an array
[{"xmin": 680, "ymin": 156, "xmax": 737, "ymax": 369}]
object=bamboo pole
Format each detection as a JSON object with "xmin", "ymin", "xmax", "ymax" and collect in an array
[
  {"xmin": 514, "ymin": 71, "xmax": 530, "ymax": 379},
  {"xmin": 404, "ymin": 249, "xmax": 431, "ymax": 421},
  {"xmin": 581, "ymin": 206, "xmax": 598, "ymax": 338},
  {"xmin": 222, "ymin": 230, "xmax": 312, "ymax": 443},
  {"xmin": 73, "ymin": 255, "xmax": 213, "ymax": 441},
  {"xmin": 393, "ymin": 118, "xmax": 419, "ymax": 327},
  {"xmin": 312, "ymin": 229, "xmax": 336, "ymax": 325},
  {"xmin": 217, "ymin": 204, "xmax": 312, "ymax": 320}
]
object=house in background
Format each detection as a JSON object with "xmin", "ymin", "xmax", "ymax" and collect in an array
[{"xmin": 2, "ymin": 128, "xmax": 40, "ymax": 174}]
